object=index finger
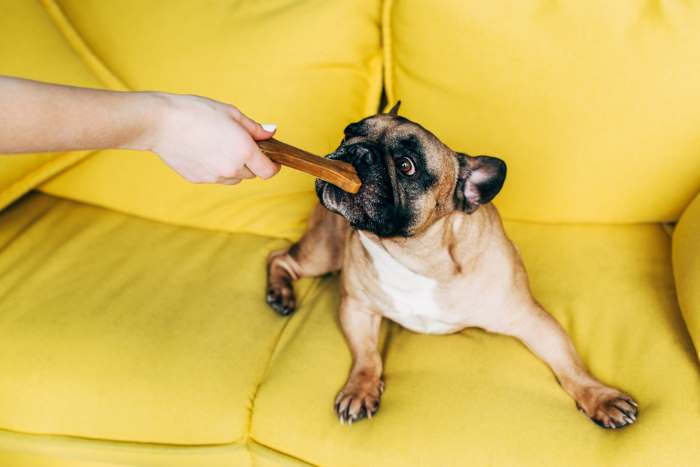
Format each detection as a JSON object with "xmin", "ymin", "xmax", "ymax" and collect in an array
[{"xmin": 228, "ymin": 106, "xmax": 276, "ymax": 141}]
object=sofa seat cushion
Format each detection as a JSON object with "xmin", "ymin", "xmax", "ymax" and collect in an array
[
  {"xmin": 0, "ymin": 193, "xmax": 317, "ymax": 446},
  {"xmin": 1, "ymin": 194, "xmax": 699, "ymax": 465},
  {"xmin": 252, "ymin": 216, "xmax": 700, "ymax": 465}
]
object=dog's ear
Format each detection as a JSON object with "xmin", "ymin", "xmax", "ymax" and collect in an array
[
  {"xmin": 454, "ymin": 153, "xmax": 507, "ymax": 213},
  {"xmin": 387, "ymin": 101, "xmax": 401, "ymax": 115}
]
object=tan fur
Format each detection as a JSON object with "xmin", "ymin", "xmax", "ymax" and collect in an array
[{"xmin": 266, "ymin": 118, "xmax": 638, "ymax": 429}]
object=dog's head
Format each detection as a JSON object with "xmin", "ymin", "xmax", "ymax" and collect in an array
[{"xmin": 315, "ymin": 103, "xmax": 507, "ymax": 237}]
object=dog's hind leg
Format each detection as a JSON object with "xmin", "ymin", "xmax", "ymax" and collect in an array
[{"xmin": 266, "ymin": 204, "xmax": 348, "ymax": 315}]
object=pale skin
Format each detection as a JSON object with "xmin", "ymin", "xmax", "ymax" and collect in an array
[{"xmin": 0, "ymin": 76, "xmax": 280, "ymax": 184}]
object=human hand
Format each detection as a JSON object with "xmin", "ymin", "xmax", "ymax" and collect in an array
[{"xmin": 143, "ymin": 93, "xmax": 280, "ymax": 184}]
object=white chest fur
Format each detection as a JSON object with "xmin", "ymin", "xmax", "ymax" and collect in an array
[{"xmin": 357, "ymin": 232, "xmax": 462, "ymax": 334}]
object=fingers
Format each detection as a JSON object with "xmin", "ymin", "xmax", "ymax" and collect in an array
[
  {"xmin": 216, "ymin": 176, "xmax": 241, "ymax": 185},
  {"xmin": 214, "ymin": 143, "xmax": 278, "ymax": 183},
  {"xmin": 246, "ymin": 148, "xmax": 281, "ymax": 179},
  {"xmin": 237, "ymin": 166, "xmax": 255, "ymax": 180},
  {"xmin": 223, "ymin": 104, "xmax": 281, "ymax": 180},
  {"xmin": 229, "ymin": 106, "xmax": 276, "ymax": 141},
  {"xmin": 218, "ymin": 155, "xmax": 275, "ymax": 184}
]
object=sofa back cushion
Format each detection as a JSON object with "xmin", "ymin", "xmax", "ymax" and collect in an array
[
  {"xmin": 385, "ymin": 0, "xmax": 700, "ymax": 223},
  {"xmin": 38, "ymin": 0, "xmax": 383, "ymax": 240}
]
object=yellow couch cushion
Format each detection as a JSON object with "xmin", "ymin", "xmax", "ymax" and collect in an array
[
  {"xmin": 0, "ymin": 1, "xmax": 118, "ymax": 211},
  {"xmin": 0, "ymin": 193, "xmax": 319, "ymax": 446},
  {"xmin": 385, "ymin": 0, "xmax": 700, "ymax": 223},
  {"xmin": 2, "ymin": 197, "xmax": 698, "ymax": 465},
  {"xmin": 0, "ymin": 428, "xmax": 251, "ymax": 467},
  {"xmin": 252, "ymin": 220, "xmax": 700, "ymax": 466},
  {"xmin": 0, "ymin": 426, "xmax": 310, "ymax": 467},
  {"xmin": 37, "ymin": 0, "xmax": 383, "ymax": 241},
  {"xmin": 673, "ymin": 191, "xmax": 700, "ymax": 359}
]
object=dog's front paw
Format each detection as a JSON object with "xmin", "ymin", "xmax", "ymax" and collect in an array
[
  {"xmin": 266, "ymin": 281, "xmax": 296, "ymax": 316},
  {"xmin": 334, "ymin": 375, "xmax": 384, "ymax": 425},
  {"xmin": 576, "ymin": 387, "xmax": 638, "ymax": 429}
]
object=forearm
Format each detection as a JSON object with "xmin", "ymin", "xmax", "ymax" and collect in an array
[
  {"xmin": 0, "ymin": 76, "xmax": 159, "ymax": 154},
  {"xmin": 0, "ymin": 75, "xmax": 279, "ymax": 182}
]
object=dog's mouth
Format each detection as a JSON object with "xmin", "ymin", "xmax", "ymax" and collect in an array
[
  {"xmin": 314, "ymin": 145, "xmax": 414, "ymax": 237},
  {"xmin": 319, "ymin": 146, "xmax": 395, "ymax": 197},
  {"xmin": 315, "ymin": 149, "xmax": 359, "ymax": 204},
  {"xmin": 316, "ymin": 179, "xmax": 406, "ymax": 237},
  {"xmin": 314, "ymin": 178, "xmax": 338, "ymax": 205},
  {"xmin": 315, "ymin": 176, "xmax": 353, "ymax": 213}
]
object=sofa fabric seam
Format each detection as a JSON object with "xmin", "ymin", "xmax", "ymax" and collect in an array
[
  {"xmin": 381, "ymin": 0, "xmax": 395, "ymax": 108},
  {"xmin": 244, "ymin": 277, "xmax": 324, "ymax": 443},
  {"xmin": 248, "ymin": 438, "xmax": 319, "ymax": 467},
  {"xmin": 39, "ymin": 0, "xmax": 130, "ymax": 91},
  {"xmin": 0, "ymin": 151, "xmax": 92, "ymax": 211}
]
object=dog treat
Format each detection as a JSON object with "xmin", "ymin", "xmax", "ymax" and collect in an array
[{"xmin": 258, "ymin": 138, "xmax": 361, "ymax": 194}]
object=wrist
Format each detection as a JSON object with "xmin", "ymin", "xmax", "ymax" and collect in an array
[{"xmin": 122, "ymin": 91, "xmax": 170, "ymax": 152}]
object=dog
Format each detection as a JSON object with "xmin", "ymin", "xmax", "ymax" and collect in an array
[{"xmin": 265, "ymin": 103, "xmax": 638, "ymax": 429}]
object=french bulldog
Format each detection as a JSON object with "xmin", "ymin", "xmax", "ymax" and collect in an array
[{"xmin": 265, "ymin": 103, "xmax": 638, "ymax": 429}]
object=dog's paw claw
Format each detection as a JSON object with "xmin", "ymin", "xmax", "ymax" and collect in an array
[
  {"xmin": 334, "ymin": 378, "xmax": 383, "ymax": 425},
  {"xmin": 579, "ymin": 390, "xmax": 639, "ymax": 429},
  {"xmin": 265, "ymin": 284, "xmax": 296, "ymax": 316}
]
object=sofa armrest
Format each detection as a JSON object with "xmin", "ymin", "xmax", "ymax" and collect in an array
[{"xmin": 673, "ymin": 190, "xmax": 700, "ymax": 354}]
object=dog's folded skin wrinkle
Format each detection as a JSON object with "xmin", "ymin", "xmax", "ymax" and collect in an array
[
  {"xmin": 453, "ymin": 155, "xmax": 470, "ymax": 212},
  {"xmin": 266, "ymin": 107, "xmax": 639, "ymax": 429},
  {"xmin": 382, "ymin": 147, "xmax": 403, "ymax": 230}
]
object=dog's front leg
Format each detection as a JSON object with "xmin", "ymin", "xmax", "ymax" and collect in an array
[
  {"xmin": 334, "ymin": 298, "xmax": 384, "ymax": 424},
  {"xmin": 498, "ymin": 300, "xmax": 639, "ymax": 429},
  {"xmin": 266, "ymin": 204, "xmax": 347, "ymax": 316}
]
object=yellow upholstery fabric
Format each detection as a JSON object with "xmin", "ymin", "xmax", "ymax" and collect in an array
[
  {"xmin": 385, "ymin": 0, "xmax": 700, "ymax": 223},
  {"xmin": 0, "ymin": 427, "xmax": 310, "ymax": 467},
  {"xmin": 0, "ymin": 194, "xmax": 317, "ymax": 446},
  {"xmin": 0, "ymin": 1, "xmax": 116, "ymax": 210},
  {"xmin": 252, "ymin": 218, "xmax": 700, "ymax": 466},
  {"xmin": 0, "ymin": 428, "xmax": 251, "ymax": 467},
  {"xmin": 1, "ymin": 194, "xmax": 699, "ymax": 465},
  {"xmin": 0, "ymin": 194, "xmax": 316, "ymax": 465},
  {"xmin": 38, "ymin": 0, "xmax": 383, "ymax": 240},
  {"xmin": 673, "ymin": 191, "xmax": 700, "ymax": 359},
  {"xmin": 2, "ymin": 1, "xmax": 700, "ymax": 465}
]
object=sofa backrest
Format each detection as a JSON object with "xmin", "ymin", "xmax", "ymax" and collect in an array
[
  {"xmin": 4, "ymin": 0, "xmax": 383, "ymax": 240},
  {"xmin": 4, "ymin": 0, "xmax": 699, "ymax": 236},
  {"xmin": 0, "ymin": 1, "xmax": 111, "ymax": 211},
  {"xmin": 385, "ymin": 0, "xmax": 700, "ymax": 223}
]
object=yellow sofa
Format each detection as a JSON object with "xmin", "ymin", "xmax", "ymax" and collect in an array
[{"xmin": 1, "ymin": 1, "xmax": 700, "ymax": 466}]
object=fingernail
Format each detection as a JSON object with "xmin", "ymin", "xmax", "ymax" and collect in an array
[{"xmin": 262, "ymin": 123, "xmax": 277, "ymax": 132}]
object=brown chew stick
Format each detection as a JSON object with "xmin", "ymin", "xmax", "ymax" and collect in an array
[{"xmin": 258, "ymin": 138, "xmax": 361, "ymax": 194}]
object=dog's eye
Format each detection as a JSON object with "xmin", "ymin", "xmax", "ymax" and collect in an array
[{"xmin": 397, "ymin": 157, "xmax": 416, "ymax": 176}]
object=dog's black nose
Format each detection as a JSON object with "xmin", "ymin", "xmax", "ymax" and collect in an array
[{"xmin": 349, "ymin": 144, "xmax": 376, "ymax": 166}]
